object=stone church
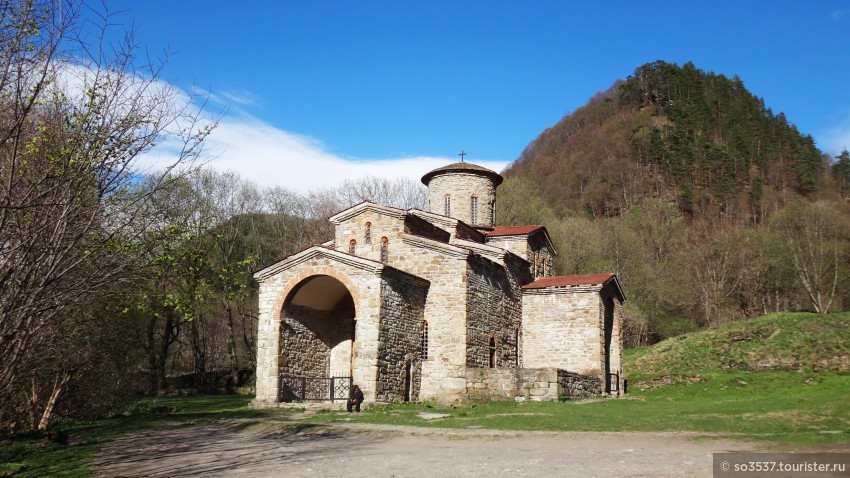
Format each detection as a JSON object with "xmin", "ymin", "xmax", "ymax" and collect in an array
[{"xmin": 252, "ymin": 161, "xmax": 625, "ymax": 407}]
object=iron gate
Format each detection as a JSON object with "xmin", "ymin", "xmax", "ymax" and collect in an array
[{"xmin": 279, "ymin": 375, "xmax": 352, "ymax": 402}]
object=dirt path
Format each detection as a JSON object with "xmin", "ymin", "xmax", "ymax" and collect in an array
[{"xmin": 90, "ymin": 417, "xmax": 769, "ymax": 477}]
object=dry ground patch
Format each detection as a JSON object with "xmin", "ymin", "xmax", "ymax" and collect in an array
[{"xmin": 90, "ymin": 417, "xmax": 771, "ymax": 478}]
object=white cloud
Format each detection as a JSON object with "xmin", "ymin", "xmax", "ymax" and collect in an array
[
  {"xmin": 218, "ymin": 90, "xmax": 260, "ymax": 106},
  {"xmin": 142, "ymin": 101, "xmax": 511, "ymax": 193},
  {"xmin": 50, "ymin": 61, "xmax": 510, "ymax": 193},
  {"xmin": 191, "ymin": 85, "xmax": 260, "ymax": 108}
]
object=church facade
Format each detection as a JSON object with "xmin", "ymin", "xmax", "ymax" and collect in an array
[{"xmin": 252, "ymin": 162, "xmax": 625, "ymax": 406}]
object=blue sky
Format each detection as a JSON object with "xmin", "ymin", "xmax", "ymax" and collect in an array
[{"xmin": 103, "ymin": 1, "xmax": 850, "ymax": 192}]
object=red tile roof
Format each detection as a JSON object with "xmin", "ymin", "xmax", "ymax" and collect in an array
[
  {"xmin": 523, "ymin": 273, "xmax": 615, "ymax": 289},
  {"xmin": 486, "ymin": 225, "xmax": 544, "ymax": 237}
]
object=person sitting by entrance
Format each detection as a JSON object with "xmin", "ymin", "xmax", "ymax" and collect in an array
[{"xmin": 347, "ymin": 384, "xmax": 364, "ymax": 412}]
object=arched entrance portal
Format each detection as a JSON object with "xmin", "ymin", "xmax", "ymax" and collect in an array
[{"xmin": 279, "ymin": 275, "xmax": 356, "ymax": 402}]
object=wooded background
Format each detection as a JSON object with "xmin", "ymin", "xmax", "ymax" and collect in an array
[{"xmin": 1, "ymin": 2, "xmax": 848, "ymax": 433}]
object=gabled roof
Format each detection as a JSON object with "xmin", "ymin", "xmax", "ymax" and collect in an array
[
  {"xmin": 485, "ymin": 225, "xmax": 556, "ymax": 256},
  {"xmin": 524, "ymin": 273, "xmax": 613, "ymax": 288},
  {"xmin": 253, "ymin": 244, "xmax": 429, "ymax": 286},
  {"xmin": 408, "ymin": 209, "xmax": 486, "ymax": 243},
  {"xmin": 254, "ymin": 244, "xmax": 383, "ymax": 280},
  {"xmin": 523, "ymin": 273, "xmax": 625, "ymax": 302},
  {"xmin": 486, "ymin": 225, "xmax": 544, "ymax": 237},
  {"xmin": 404, "ymin": 214, "xmax": 451, "ymax": 243},
  {"xmin": 328, "ymin": 200, "xmax": 406, "ymax": 224}
]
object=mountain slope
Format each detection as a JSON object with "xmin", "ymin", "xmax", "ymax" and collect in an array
[{"xmin": 506, "ymin": 61, "xmax": 827, "ymax": 223}]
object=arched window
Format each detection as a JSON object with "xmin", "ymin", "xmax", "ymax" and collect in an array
[
  {"xmin": 421, "ymin": 320, "xmax": 429, "ymax": 359},
  {"xmin": 470, "ymin": 195, "xmax": 478, "ymax": 224},
  {"xmin": 490, "ymin": 200, "xmax": 496, "ymax": 226},
  {"xmin": 348, "ymin": 239, "xmax": 356, "ymax": 255},
  {"xmin": 444, "ymin": 195, "xmax": 451, "ymax": 217},
  {"xmin": 364, "ymin": 222, "xmax": 372, "ymax": 244},
  {"xmin": 488, "ymin": 336, "xmax": 497, "ymax": 368},
  {"xmin": 380, "ymin": 237, "xmax": 389, "ymax": 263}
]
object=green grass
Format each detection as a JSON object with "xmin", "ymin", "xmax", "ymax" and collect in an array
[
  {"xmin": 308, "ymin": 312, "xmax": 850, "ymax": 445},
  {"xmin": 0, "ymin": 395, "xmax": 295, "ymax": 478},
  {"xmin": 625, "ymin": 312, "xmax": 850, "ymax": 385},
  {"xmin": 2, "ymin": 312, "xmax": 848, "ymax": 476},
  {"xmin": 307, "ymin": 371, "xmax": 850, "ymax": 445}
]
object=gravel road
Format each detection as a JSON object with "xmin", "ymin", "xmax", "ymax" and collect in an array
[{"xmin": 89, "ymin": 417, "xmax": 775, "ymax": 477}]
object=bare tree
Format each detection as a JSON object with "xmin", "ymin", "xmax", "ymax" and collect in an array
[
  {"xmin": 334, "ymin": 175, "xmax": 427, "ymax": 210},
  {"xmin": 687, "ymin": 228, "xmax": 746, "ymax": 327},
  {"xmin": 0, "ymin": 0, "xmax": 215, "ymax": 428},
  {"xmin": 771, "ymin": 200, "xmax": 849, "ymax": 314}
]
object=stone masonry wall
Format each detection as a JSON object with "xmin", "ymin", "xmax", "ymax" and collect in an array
[
  {"xmin": 279, "ymin": 303, "xmax": 354, "ymax": 401},
  {"xmin": 612, "ymin": 298, "xmax": 624, "ymax": 393},
  {"xmin": 426, "ymin": 172, "xmax": 497, "ymax": 227},
  {"xmin": 487, "ymin": 236, "xmax": 531, "ymax": 261},
  {"xmin": 403, "ymin": 214, "xmax": 450, "ymax": 243},
  {"xmin": 527, "ymin": 232, "xmax": 554, "ymax": 278},
  {"xmin": 465, "ymin": 254, "xmax": 522, "ymax": 368},
  {"xmin": 522, "ymin": 288, "xmax": 604, "ymax": 384},
  {"xmin": 483, "ymin": 234, "xmax": 553, "ymax": 278},
  {"xmin": 603, "ymin": 281, "xmax": 625, "ymax": 394},
  {"xmin": 399, "ymin": 236, "xmax": 470, "ymax": 402},
  {"xmin": 333, "ymin": 205, "xmax": 500, "ymax": 403},
  {"xmin": 464, "ymin": 368, "xmax": 557, "ymax": 402},
  {"xmin": 253, "ymin": 252, "xmax": 385, "ymax": 405},
  {"xmin": 280, "ymin": 304, "xmax": 331, "ymax": 378},
  {"xmin": 558, "ymin": 370, "xmax": 603, "ymax": 399},
  {"xmin": 375, "ymin": 269, "xmax": 428, "ymax": 402},
  {"xmin": 335, "ymin": 210, "xmax": 406, "ymax": 264},
  {"xmin": 464, "ymin": 368, "xmax": 602, "ymax": 403}
]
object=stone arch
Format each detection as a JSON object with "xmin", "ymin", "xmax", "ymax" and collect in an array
[
  {"xmin": 276, "ymin": 268, "xmax": 362, "ymax": 399},
  {"xmin": 275, "ymin": 267, "xmax": 362, "ymax": 322}
]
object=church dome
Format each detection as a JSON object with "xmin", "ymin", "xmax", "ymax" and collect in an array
[
  {"xmin": 420, "ymin": 161, "xmax": 504, "ymax": 186},
  {"xmin": 421, "ymin": 161, "xmax": 502, "ymax": 227}
]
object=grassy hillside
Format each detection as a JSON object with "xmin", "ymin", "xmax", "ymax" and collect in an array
[
  {"xmin": 308, "ymin": 312, "xmax": 850, "ymax": 445},
  {"xmin": 626, "ymin": 312, "xmax": 850, "ymax": 388}
]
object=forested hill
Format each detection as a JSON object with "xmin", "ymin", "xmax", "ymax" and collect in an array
[
  {"xmin": 496, "ymin": 60, "xmax": 850, "ymax": 347},
  {"xmin": 505, "ymin": 61, "xmax": 837, "ymax": 223}
]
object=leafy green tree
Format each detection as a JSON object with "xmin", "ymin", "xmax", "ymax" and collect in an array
[
  {"xmin": 495, "ymin": 176, "xmax": 559, "ymax": 227},
  {"xmin": 0, "ymin": 1, "xmax": 215, "ymax": 429},
  {"xmin": 621, "ymin": 198, "xmax": 692, "ymax": 340}
]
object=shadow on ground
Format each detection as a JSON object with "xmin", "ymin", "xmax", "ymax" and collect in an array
[{"xmin": 90, "ymin": 419, "xmax": 381, "ymax": 477}]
